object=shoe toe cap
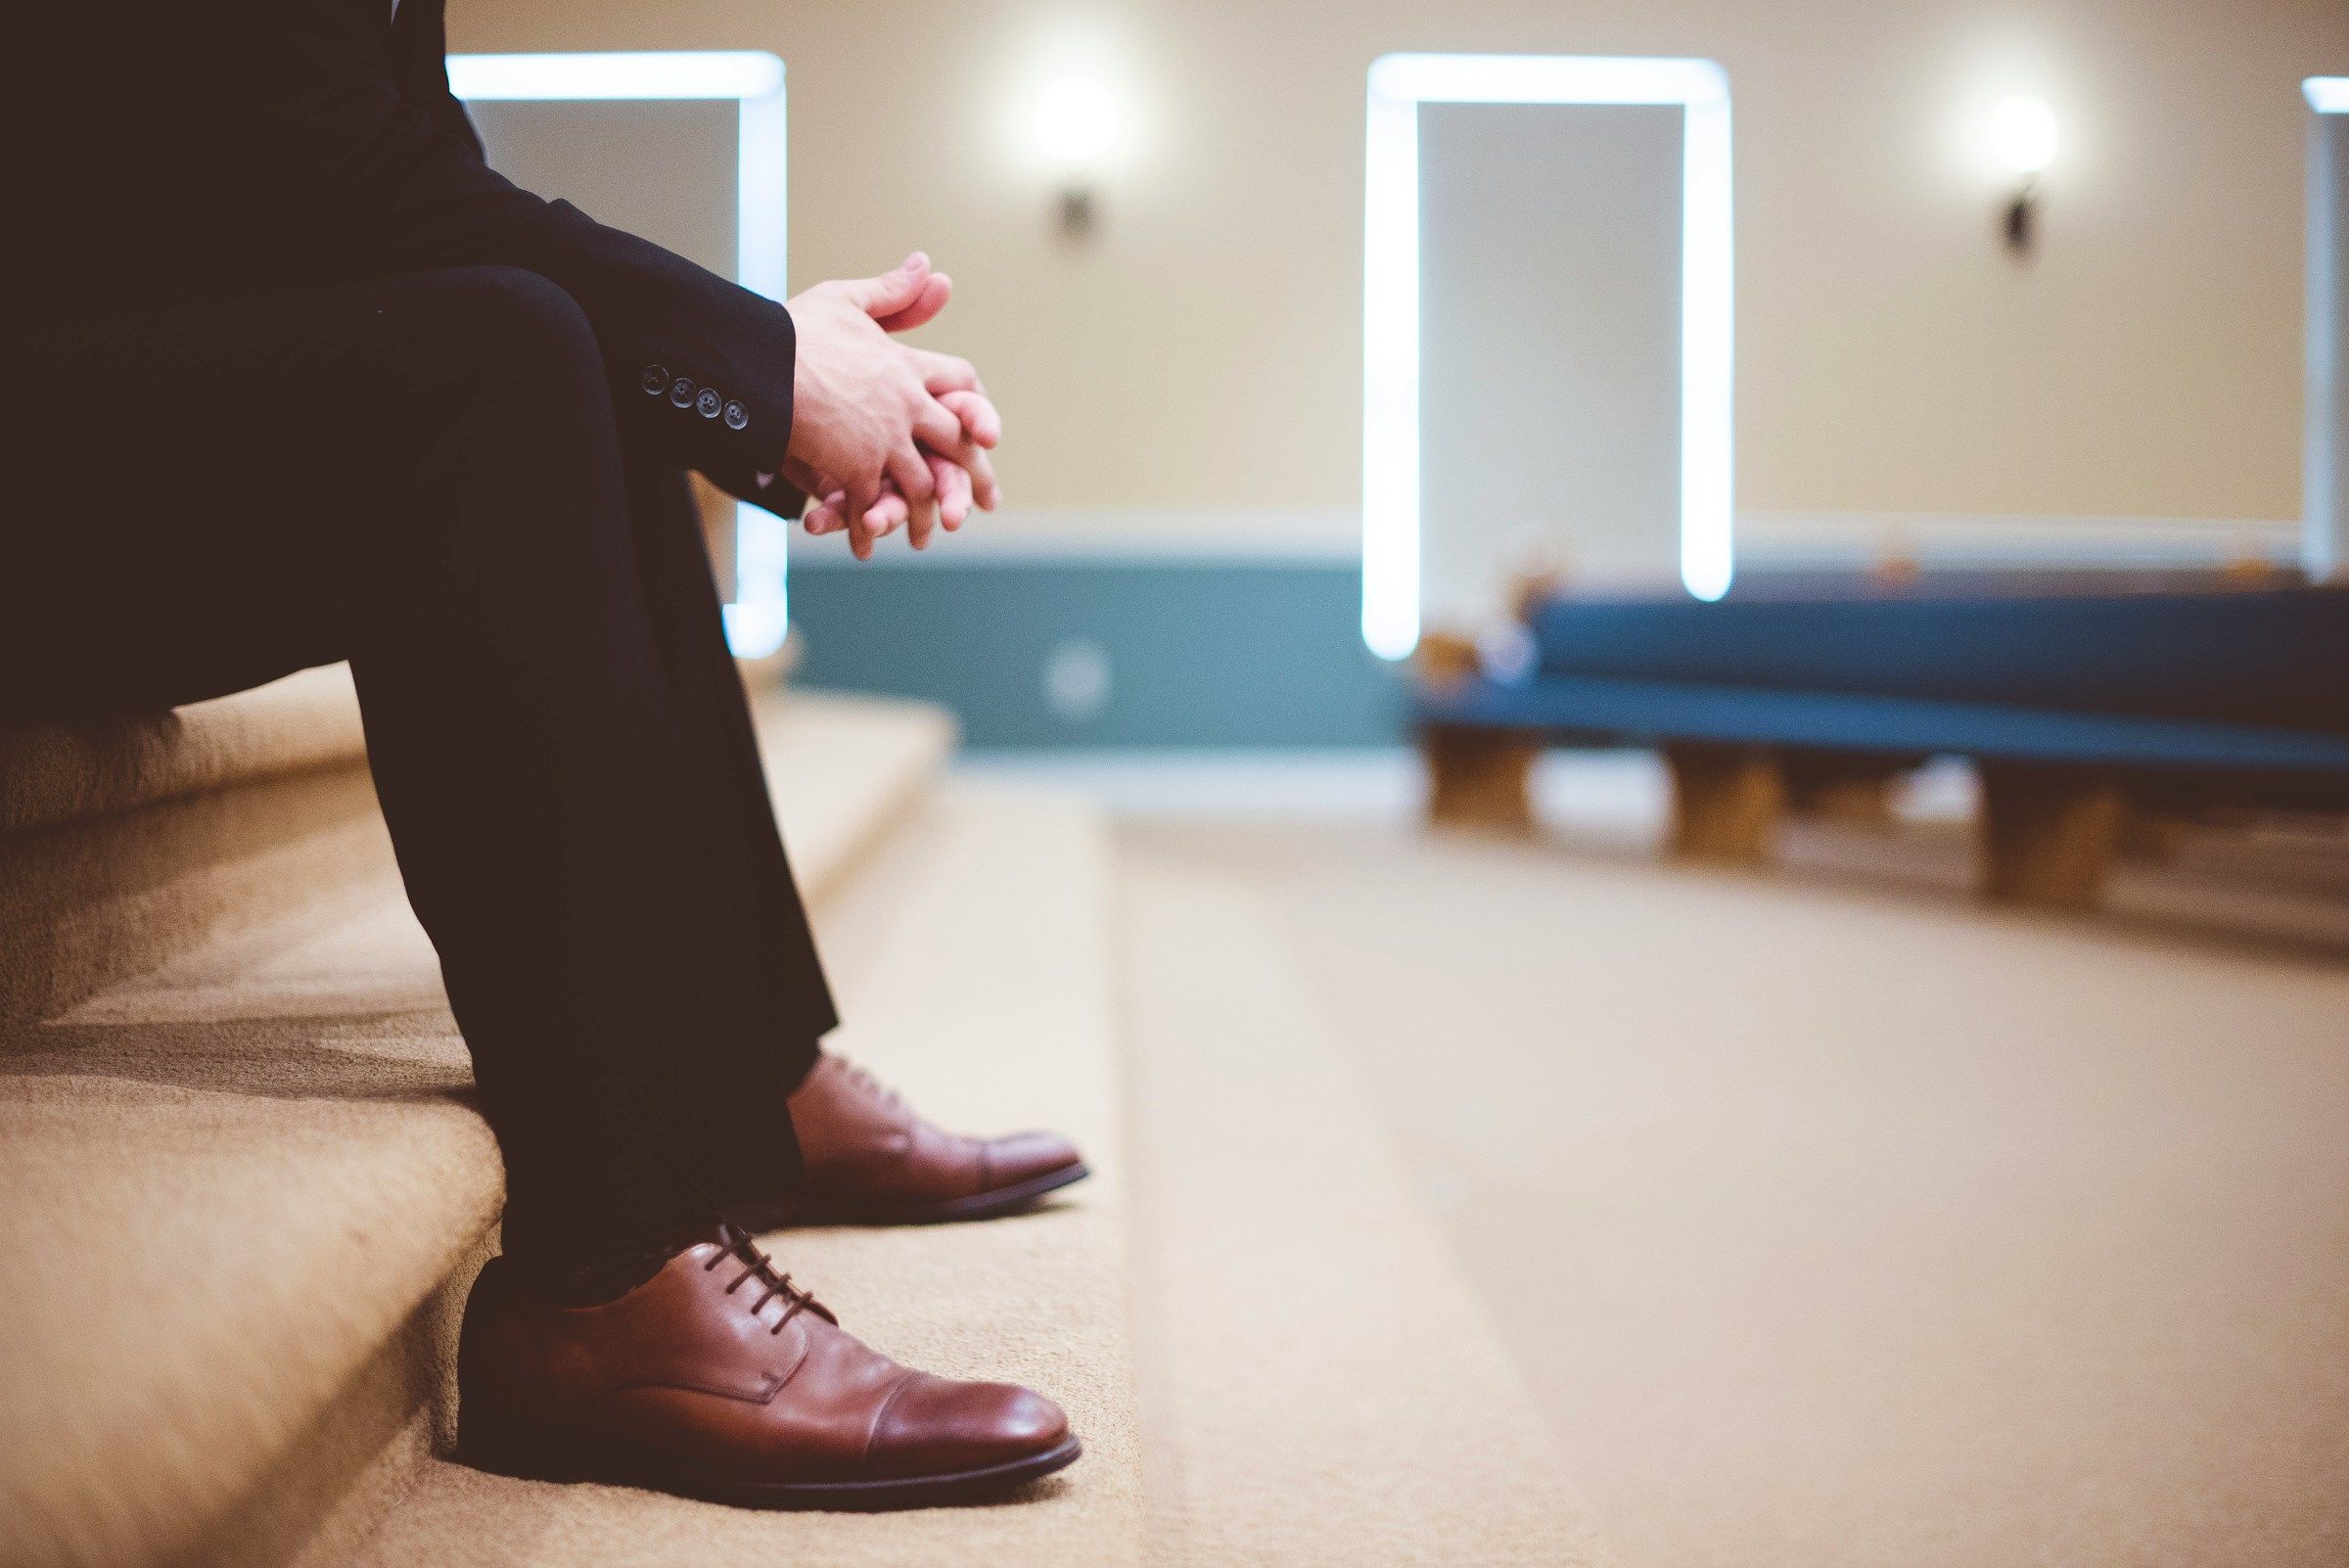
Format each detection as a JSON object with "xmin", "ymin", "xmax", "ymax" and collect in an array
[
  {"xmin": 871, "ymin": 1372, "xmax": 1072, "ymax": 1476},
  {"xmin": 983, "ymin": 1130, "xmax": 1086, "ymax": 1190}
]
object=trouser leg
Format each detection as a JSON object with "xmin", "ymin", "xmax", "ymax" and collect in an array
[
  {"xmin": 617, "ymin": 457, "xmax": 832, "ymax": 1099},
  {"xmin": 5, "ymin": 267, "xmax": 833, "ymax": 1268}
]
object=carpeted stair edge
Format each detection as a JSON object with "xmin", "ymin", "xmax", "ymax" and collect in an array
[
  {"xmin": 0, "ymin": 763, "xmax": 389, "ymax": 1028},
  {"xmin": 0, "ymin": 667, "xmax": 367, "ymax": 838},
  {"xmin": 0, "ymin": 669, "xmax": 381, "ymax": 1026},
  {"xmin": 755, "ymin": 687, "xmax": 959, "ymax": 906}
]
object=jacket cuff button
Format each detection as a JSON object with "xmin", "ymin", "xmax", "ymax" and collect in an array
[
  {"xmin": 668, "ymin": 377, "xmax": 697, "ymax": 408},
  {"xmin": 696, "ymin": 388, "xmax": 723, "ymax": 419},
  {"xmin": 640, "ymin": 364, "xmax": 668, "ymax": 395},
  {"xmin": 723, "ymin": 400, "xmax": 750, "ymax": 431}
]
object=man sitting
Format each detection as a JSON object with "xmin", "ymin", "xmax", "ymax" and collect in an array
[{"xmin": 10, "ymin": 0, "xmax": 1086, "ymax": 1509}]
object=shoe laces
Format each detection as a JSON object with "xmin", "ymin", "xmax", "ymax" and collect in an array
[
  {"xmin": 707, "ymin": 1222, "xmax": 826, "ymax": 1335},
  {"xmin": 829, "ymin": 1053, "xmax": 905, "ymax": 1113}
]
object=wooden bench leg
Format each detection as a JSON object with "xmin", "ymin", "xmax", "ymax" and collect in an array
[
  {"xmin": 1781, "ymin": 753, "xmax": 1907, "ymax": 828},
  {"xmin": 1786, "ymin": 773, "xmax": 1896, "ymax": 825},
  {"xmin": 1976, "ymin": 765, "xmax": 2123, "ymax": 910},
  {"xmin": 1421, "ymin": 727, "xmax": 1539, "ymax": 833},
  {"xmin": 2114, "ymin": 803, "xmax": 2185, "ymax": 864},
  {"xmin": 1665, "ymin": 744, "xmax": 1785, "ymax": 864}
]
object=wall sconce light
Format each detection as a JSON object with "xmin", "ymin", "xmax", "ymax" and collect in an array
[
  {"xmin": 1035, "ymin": 75, "xmax": 1119, "ymax": 237},
  {"xmin": 1987, "ymin": 95, "xmax": 2058, "ymax": 254}
]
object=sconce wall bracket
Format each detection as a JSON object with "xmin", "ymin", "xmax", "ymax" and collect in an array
[{"xmin": 2004, "ymin": 178, "xmax": 2039, "ymax": 255}]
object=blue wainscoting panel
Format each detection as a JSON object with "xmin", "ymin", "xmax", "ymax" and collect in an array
[{"xmin": 784, "ymin": 557, "xmax": 1405, "ymax": 749}]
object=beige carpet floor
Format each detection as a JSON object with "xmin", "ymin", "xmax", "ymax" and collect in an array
[
  {"xmin": 1122, "ymin": 813, "xmax": 2349, "ymax": 1568},
  {"xmin": 1120, "ymin": 851, "xmax": 1609, "ymax": 1567}
]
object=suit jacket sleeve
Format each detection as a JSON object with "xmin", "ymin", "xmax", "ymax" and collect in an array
[{"xmin": 229, "ymin": 0, "xmax": 799, "ymax": 508}]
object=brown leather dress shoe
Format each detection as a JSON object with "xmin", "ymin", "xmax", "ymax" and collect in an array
[
  {"xmin": 744, "ymin": 1051, "xmax": 1089, "ymax": 1227},
  {"xmin": 457, "ymin": 1224, "xmax": 1081, "ymax": 1509}
]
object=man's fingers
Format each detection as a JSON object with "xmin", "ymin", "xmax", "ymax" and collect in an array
[
  {"xmin": 904, "ymin": 401, "xmax": 997, "ymax": 503},
  {"xmin": 910, "ymin": 396, "xmax": 971, "ymax": 458},
  {"xmin": 874, "ymin": 271, "xmax": 951, "ymax": 334},
  {"xmin": 959, "ymin": 442, "xmax": 1000, "ymax": 511},
  {"xmin": 802, "ymin": 487, "xmax": 836, "ymax": 533},
  {"xmin": 911, "ymin": 456, "xmax": 965, "ymax": 548},
  {"xmin": 815, "ymin": 462, "xmax": 971, "ymax": 548},
  {"xmin": 938, "ymin": 389, "xmax": 1001, "ymax": 448},
  {"xmin": 911, "ymin": 349, "xmax": 980, "ymax": 395},
  {"xmin": 885, "ymin": 442, "xmax": 938, "ymax": 505},
  {"xmin": 909, "ymin": 401, "xmax": 996, "ymax": 510},
  {"xmin": 785, "ymin": 459, "xmax": 845, "ymax": 525},
  {"xmin": 893, "ymin": 393, "xmax": 999, "ymax": 514},
  {"xmin": 850, "ymin": 490, "xmax": 906, "ymax": 561},
  {"xmin": 840, "ymin": 473, "xmax": 882, "ymax": 541},
  {"xmin": 811, "ymin": 479, "xmax": 905, "ymax": 540},
  {"xmin": 927, "ymin": 455, "xmax": 973, "ymax": 537},
  {"xmin": 884, "ymin": 444, "xmax": 940, "ymax": 545},
  {"xmin": 907, "ymin": 471, "xmax": 938, "ymax": 551},
  {"xmin": 837, "ymin": 252, "xmax": 931, "ymax": 316},
  {"xmin": 858, "ymin": 491, "xmax": 910, "ymax": 560}
]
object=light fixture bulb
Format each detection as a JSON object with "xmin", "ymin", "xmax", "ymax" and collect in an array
[
  {"xmin": 1988, "ymin": 95, "xmax": 2058, "ymax": 179},
  {"xmin": 1036, "ymin": 75, "xmax": 1119, "ymax": 165}
]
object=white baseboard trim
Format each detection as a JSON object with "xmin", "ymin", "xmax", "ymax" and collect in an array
[
  {"xmin": 1736, "ymin": 510, "xmax": 2301, "ymax": 570},
  {"xmin": 944, "ymin": 749, "xmax": 1985, "ymax": 825},
  {"xmin": 785, "ymin": 505, "xmax": 2308, "ymax": 572},
  {"xmin": 786, "ymin": 506, "xmax": 1360, "ymax": 567}
]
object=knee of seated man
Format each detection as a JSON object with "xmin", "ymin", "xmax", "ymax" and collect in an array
[{"xmin": 419, "ymin": 265, "xmax": 605, "ymax": 406}]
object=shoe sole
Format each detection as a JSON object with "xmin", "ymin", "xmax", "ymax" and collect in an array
[
  {"xmin": 734, "ymin": 1161, "xmax": 1091, "ymax": 1230},
  {"xmin": 460, "ymin": 1432, "xmax": 1084, "ymax": 1511}
]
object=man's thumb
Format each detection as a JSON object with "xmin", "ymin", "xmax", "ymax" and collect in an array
[{"xmin": 842, "ymin": 253, "xmax": 930, "ymax": 314}]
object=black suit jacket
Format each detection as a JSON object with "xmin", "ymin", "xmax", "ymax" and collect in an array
[{"xmin": 28, "ymin": 0, "xmax": 799, "ymax": 513}]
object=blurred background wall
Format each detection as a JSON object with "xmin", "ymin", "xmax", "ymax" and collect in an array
[
  {"xmin": 455, "ymin": 0, "xmax": 2340, "ymax": 523},
  {"xmin": 451, "ymin": 0, "xmax": 2347, "ymax": 744}
]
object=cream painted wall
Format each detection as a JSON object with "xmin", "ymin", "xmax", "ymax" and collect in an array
[{"xmin": 452, "ymin": 0, "xmax": 2347, "ymax": 524}]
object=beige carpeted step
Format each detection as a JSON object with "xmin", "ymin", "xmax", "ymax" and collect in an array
[
  {"xmin": 751, "ymin": 687, "xmax": 957, "ymax": 905},
  {"xmin": 0, "ymin": 672, "xmax": 950, "ymax": 1028},
  {"xmin": 344, "ymin": 780, "xmax": 1144, "ymax": 1566},
  {"xmin": 0, "ymin": 667, "xmax": 378, "ymax": 1025},
  {"xmin": 0, "ymin": 667, "xmax": 368, "ymax": 839},
  {"xmin": 1119, "ymin": 847, "xmax": 1613, "ymax": 1567},
  {"xmin": 0, "ymin": 689, "xmax": 959, "ymax": 1568}
]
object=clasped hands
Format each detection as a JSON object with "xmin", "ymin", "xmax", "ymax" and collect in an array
[{"xmin": 776, "ymin": 253, "xmax": 1000, "ymax": 561}]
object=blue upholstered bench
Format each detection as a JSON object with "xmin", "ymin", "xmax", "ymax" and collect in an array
[{"xmin": 1411, "ymin": 585, "xmax": 2349, "ymax": 906}]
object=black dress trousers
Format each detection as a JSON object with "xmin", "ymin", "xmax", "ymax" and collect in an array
[{"xmin": 2, "ymin": 265, "xmax": 835, "ymax": 1268}]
